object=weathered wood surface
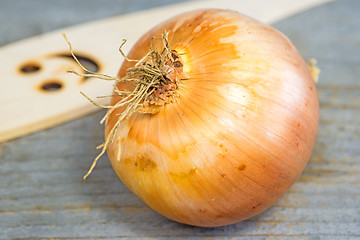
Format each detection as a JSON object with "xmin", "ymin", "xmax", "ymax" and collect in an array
[{"xmin": 1, "ymin": 0, "xmax": 359, "ymax": 239}]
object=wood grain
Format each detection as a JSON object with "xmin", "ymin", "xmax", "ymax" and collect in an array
[{"xmin": 0, "ymin": 0, "xmax": 359, "ymax": 239}]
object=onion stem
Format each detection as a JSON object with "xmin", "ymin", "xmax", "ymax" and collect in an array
[{"xmin": 62, "ymin": 31, "xmax": 183, "ymax": 179}]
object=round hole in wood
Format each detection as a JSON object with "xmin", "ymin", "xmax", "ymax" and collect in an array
[
  {"xmin": 41, "ymin": 81, "xmax": 63, "ymax": 91},
  {"xmin": 77, "ymin": 55, "xmax": 99, "ymax": 73},
  {"xmin": 20, "ymin": 63, "xmax": 41, "ymax": 73},
  {"xmin": 56, "ymin": 54, "xmax": 99, "ymax": 78}
]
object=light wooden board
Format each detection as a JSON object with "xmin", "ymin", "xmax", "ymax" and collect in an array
[{"xmin": 0, "ymin": 0, "xmax": 331, "ymax": 142}]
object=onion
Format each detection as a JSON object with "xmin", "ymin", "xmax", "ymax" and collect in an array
[{"xmin": 100, "ymin": 9, "xmax": 319, "ymax": 227}]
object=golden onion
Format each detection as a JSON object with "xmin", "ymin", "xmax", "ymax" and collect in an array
[{"xmin": 104, "ymin": 9, "xmax": 319, "ymax": 227}]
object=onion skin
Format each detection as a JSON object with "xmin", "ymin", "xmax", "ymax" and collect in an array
[{"xmin": 105, "ymin": 9, "xmax": 319, "ymax": 227}]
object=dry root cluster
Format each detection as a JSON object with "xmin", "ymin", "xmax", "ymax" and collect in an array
[{"xmin": 63, "ymin": 31, "xmax": 183, "ymax": 179}]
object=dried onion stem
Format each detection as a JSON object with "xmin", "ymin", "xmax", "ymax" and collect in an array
[{"xmin": 62, "ymin": 31, "xmax": 182, "ymax": 179}]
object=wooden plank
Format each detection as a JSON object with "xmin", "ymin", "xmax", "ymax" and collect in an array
[
  {"xmin": 0, "ymin": 0, "xmax": 331, "ymax": 143},
  {"xmin": 1, "ymin": 0, "xmax": 359, "ymax": 239}
]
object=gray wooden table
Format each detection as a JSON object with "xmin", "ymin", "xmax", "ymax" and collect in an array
[{"xmin": 1, "ymin": 0, "xmax": 359, "ymax": 239}]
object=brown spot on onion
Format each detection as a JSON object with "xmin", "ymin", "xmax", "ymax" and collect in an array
[
  {"xmin": 238, "ymin": 164, "xmax": 246, "ymax": 171},
  {"xmin": 170, "ymin": 167, "xmax": 198, "ymax": 180},
  {"xmin": 136, "ymin": 154, "xmax": 156, "ymax": 172}
]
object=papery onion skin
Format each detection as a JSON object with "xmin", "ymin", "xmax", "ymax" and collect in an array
[{"xmin": 105, "ymin": 9, "xmax": 319, "ymax": 227}]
